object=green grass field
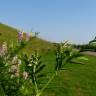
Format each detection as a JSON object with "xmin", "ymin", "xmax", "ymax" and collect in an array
[
  {"xmin": 41, "ymin": 51, "xmax": 96, "ymax": 96},
  {"xmin": 0, "ymin": 23, "xmax": 96, "ymax": 96}
]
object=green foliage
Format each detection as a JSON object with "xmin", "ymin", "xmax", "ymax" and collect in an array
[
  {"xmin": 0, "ymin": 40, "xmax": 46, "ymax": 96},
  {"xmin": 37, "ymin": 41, "xmax": 87, "ymax": 96},
  {"xmin": 0, "ymin": 34, "xmax": 87, "ymax": 96},
  {"xmin": 0, "ymin": 40, "xmax": 29, "ymax": 96},
  {"xmin": 76, "ymin": 44, "xmax": 96, "ymax": 52},
  {"xmin": 21, "ymin": 51, "xmax": 45, "ymax": 95},
  {"xmin": 55, "ymin": 42, "xmax": 85, "ymax": 73}
]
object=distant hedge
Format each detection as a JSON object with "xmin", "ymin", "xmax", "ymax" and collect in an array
[{"xmin": 75, "ymin": 44, "xmax": 96, "ymax": 52}]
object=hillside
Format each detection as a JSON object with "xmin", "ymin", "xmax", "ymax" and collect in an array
[
  {"xmin": 0, "ymin": 23, "xmax": 18, "ymax": 45},
  {"xmin": 0, "ymin": 23, "xmax": 55, "ymax": 54}
]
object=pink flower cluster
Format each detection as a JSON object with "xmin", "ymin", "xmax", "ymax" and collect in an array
[
  {"xmin": 10, "ymin": 55, "xmax": 28, "ymax": 79},
  {"xmin": 10, "ymin": 55, "xmax": 21, "ymax": 77},
  {"xmin": 18, "ymin": 31, "xmax": 30, "ymax": 42},
  {"xmin": 18, "ymin": 32, "xmax": 23, "ymax": 42},
  {"xmin": 0, "ymin": 42, "xmax": 7, "ymax": 56}
]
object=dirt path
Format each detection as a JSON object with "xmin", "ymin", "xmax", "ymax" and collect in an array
[{"xmin": 82, "ymin": 51, "xmax": 96, "ymax": 56}]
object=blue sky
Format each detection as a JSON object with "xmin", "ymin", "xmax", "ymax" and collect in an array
[{"xmin": 0, "ymin": 0, "xmax": 96, "ymax": 44}]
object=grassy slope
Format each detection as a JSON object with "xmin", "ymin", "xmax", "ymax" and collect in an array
[
  {"xmin": 0, "ymin": 23, "xmax": 18, "ymax": 45},
  {"xmin": 0, "ymin": 23, "xmax": 55, "ymax": 54},
  {"xmin": 23, "ymin": 37, "xmax": 55, "ymax": 55}
]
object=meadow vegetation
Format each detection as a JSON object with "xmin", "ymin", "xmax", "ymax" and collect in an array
[{"xmin": 0, "ymin": 23, "xmax": 96, "ymax": 96}]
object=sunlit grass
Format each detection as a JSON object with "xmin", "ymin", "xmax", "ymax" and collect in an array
[{"xmin": 41, "ymin": 51, "xmax": 96, "ymax": 96}]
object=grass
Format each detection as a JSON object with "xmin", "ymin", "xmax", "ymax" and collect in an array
[
  {"xmin": 0, "ymin": 23, "xmax": 96, "ymax": 96},
  {"xmin": 0, "ymin": 23, "xmax": 55, "ymax": 53},
  {"xmin": 0, "ymin": 23, "xmax": 18, "ymax": 45},
  {"xmin": 40, "ymin": 51, "xmax": 96, "ymax": 96}
]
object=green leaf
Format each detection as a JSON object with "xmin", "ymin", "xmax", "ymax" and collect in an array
[
  {"xmin": 36, "ymin": 61, "xmax": 42, "ymax": 68},
  {"xmin": 77, "ymin": 57, "xmax": 88, "ymax": 60},
  {"xmin": 69, "ymin": 61, "xmax": 84, "ymax": 64},
  {"xmin": 36, "ymin": 64, "xmax": 45, "ymax": 74},
  {"xmin": 37, "ymin": 74, "xmax": 46, "ymax": 78}
]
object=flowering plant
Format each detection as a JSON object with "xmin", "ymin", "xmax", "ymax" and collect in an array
[{"xmin": 0, "ymin": 37, "xmax": 88, "ymax": 96}]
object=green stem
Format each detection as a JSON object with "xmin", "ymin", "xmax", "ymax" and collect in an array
[
  {"xmin": 37, "ymin": 73, "xmax": 56, "ymax": 96},
  {"xmin": 33, "ymin": 65, "xmax": 38, "ymax": 95},
  {"xmin": 0, "ymin": 85, "xmax": 5, "ymax": 96}
]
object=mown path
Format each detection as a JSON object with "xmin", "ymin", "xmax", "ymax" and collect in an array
[{"xmin": 82, "ymin": 51, "xmax": 96, "ymax": 56}]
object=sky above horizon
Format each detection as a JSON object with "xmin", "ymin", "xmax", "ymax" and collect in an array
[{"xmin": 0, "ymin": 0, "xmax": 96, "ymax": 44}]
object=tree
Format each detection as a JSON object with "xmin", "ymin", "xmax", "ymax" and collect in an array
[
  {"xmin": 89, "ymin": 36, "xmax": 96, "ymax": 44},
  {"xmin": 34, "ymin": 32, "xmax": 40, "ymax": 38}
]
